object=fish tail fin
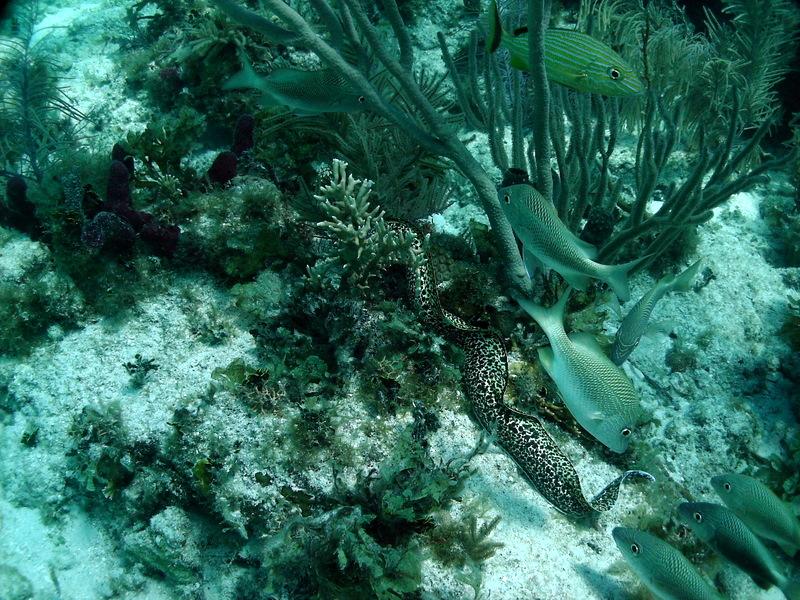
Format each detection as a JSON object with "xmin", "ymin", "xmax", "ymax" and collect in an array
[
  {"xmin": 513, "ymin": 287, "xmax": 571, "ymax": 337},
  {"xmin": 781, "ymin": 578, "xmax": 800, "ymax": 600},
  {"xmin": 602, "ymin": 254, "xmax": 652, "ymax": 302},
  {"xmin": 484, "ymin": 0, "xmax": 503, "ymax": 53},
  {"xmin": 663, "ymin": 259, "xmax": 702, "ymax": 294},
  {"xmin": 224, "ymin": 54, "xmax": 267, "ymax": 94}
]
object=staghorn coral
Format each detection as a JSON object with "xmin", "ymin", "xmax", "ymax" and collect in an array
[{"xmin": 308, "ymin": 159, "xmax": 425, "ymax": 292}]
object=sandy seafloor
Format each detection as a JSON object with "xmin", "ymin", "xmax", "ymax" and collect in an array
[{"xmin": 1, "ymin": 1, "xmax": 798, "ymax": 599}]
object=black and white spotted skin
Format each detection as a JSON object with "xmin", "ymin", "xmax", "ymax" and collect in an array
[{"xmin": 389, "ymin": 221, "xmax": 652, "ymax": 518}]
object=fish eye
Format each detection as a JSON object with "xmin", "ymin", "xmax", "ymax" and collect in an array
[
  {"xmin": 608, "ymin": 67, "xmax": 621, "ymax": 80},
  {"xmin": 693, "ymin": 512, "xmax": 703, "ymax": 523},
  {"xmin": 503, "ymin": 193, "xmax": 511, "ymax": 204},
  {"xmin": 358, "ymin": 95, "xmax": 366, "ymax": 103},
  {"xmin": 723, "ymin": 482, "xmax": 731, "ymax": 491},
  {"xmin": 621, "ymin": 427, "xmax": 632, "ymax": 437},
  {"xmin": 630, "ymin": 543, "xmax": 640, "ymax": 554}
]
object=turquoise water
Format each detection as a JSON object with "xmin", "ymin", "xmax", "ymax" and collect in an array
[{"xmin": 1, "ymin": 0, "xmax": 798, "ymax": 598}]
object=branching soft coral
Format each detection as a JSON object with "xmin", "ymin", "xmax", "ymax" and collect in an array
[{"xmin": 0, "ymin": 0, "xmax": 85, "ymax": 182}]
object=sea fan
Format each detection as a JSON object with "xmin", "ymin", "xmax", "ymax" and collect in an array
[
  {"xmin": 706, "ymin": 0, "xmax": 800, "ymax": 129},
  {"xmin": 0, "ymin": 0, "xmax": 85, "ymax": 182}
]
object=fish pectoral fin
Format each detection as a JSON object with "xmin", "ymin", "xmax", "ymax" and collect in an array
[
  {"xmin": 568, "ymin": 231, "xmax": 598, "ymax": 259},
  {"xmin": 572, "ymin": 72, "xmax": 590, "ymax": 92},
  {"xmin": 589, "ymin": 411, "xmax": 605, "ymax": 422}
]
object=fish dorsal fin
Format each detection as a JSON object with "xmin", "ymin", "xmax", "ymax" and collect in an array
[
  {"xmin": 571, "ymin": 233, "xmax": 598, "ymax": 259},
  {"xmin": 568, "ymin": 332, "xmax": 604, "ymax": 355},
  {"xmin": 559, "ymin": 270, "xmax": 590, "ymax": 291}
]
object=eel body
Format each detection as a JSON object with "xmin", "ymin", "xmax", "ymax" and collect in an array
[{"xmin": 391, "ymin": 221, "xmax": 652, "ymax": 518}]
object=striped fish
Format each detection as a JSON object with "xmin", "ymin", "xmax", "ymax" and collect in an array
[
  {"xmin": 485, "ymin": 0, "xmax": 644, "ymax": 96},
  {"xmin": 611, "ymin": 260, "xmax": 701, "ymax": 365},
  {"xmin": 712, "ymin": 473, "xmax": 800, "ymax": 558},
  {"xmin": 677, "ymin": 502, "xmax": 800, "ymax": 599},
  {"xmin": 612, "ymin": 527, "xmax": 724, "ymax": 600},
  {"xmin": 515, "ymin": 288, "xmax": 643, "ymax": 453},
  {"xmin": 500, "ymin": 183, "xmax": 645, "ymax": 301}
]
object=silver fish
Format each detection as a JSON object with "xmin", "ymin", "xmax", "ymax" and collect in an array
[
  {"xmin": 611, "ymin": 260, "xmax": 701, "ymax": 365},
  {"xmin": 515, "ymin": 288, "xmax": 643, "ymax": 453},
  {"xmin": 712, "ymin": 473, "xmax": 800, "ymax": 558},
  {"xmin": 677, "ymin": 502, "xmax": 800, "ymax": 598},
  {"xmin": 224, "ymin": 55, "xmax": 366, "ymax": 116},
  {"xmin": 500, "ymin": 184, "xmax": 644, "ymax": 301},
  {"xmin": 612, "ymin": 527, "xmax": 724, "ymax": 600}
]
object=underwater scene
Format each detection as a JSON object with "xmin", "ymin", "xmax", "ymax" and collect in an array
[{"xmin": 1, "ymin": 0, "xmax": 800, "ymax": 598}]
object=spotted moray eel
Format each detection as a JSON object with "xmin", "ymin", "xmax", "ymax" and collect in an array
[{"xmin": 391, "ymin": 221, "xmax": 653, "ymax": 518}]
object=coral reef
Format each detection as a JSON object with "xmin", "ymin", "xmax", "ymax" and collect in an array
[{"xmin": 0, "ymin": 0, "xmax": 798, "ymax": 599}]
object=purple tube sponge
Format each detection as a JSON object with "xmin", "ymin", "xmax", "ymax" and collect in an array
[
  {"xmin": 103, "ymin": 160, "xmax": 148, "ymax": 230},
  {"xmin": 207, "ymin": 150, "xmax": 238, "ymax": 186},
  {"xmin": 1, "ymin": 175, "xmax": 43, "ymax": 239},
  {"xmin": 81, "ymin": 157, "xmax": 180, "ymax": 257},
  {"xmin": 111, "ymin": 143, "xmax": 135, "ymax": 175},
  {"xmin": 232, "ymin": 114, "xmax": 255, "ymax": 156}
]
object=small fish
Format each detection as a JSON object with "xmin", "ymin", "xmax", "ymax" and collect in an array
[
  {"xmin": 224, "ymin": 55, "xmax": 366, "ymax": 116},
  {"xmin": 711, "ymin": 473, "xmax": 800, "ymax": 558},
  {"xmin": 514, "ymin": 288, "xmax": 643, "ymax": 453},
  {"xmin": 484, "ymin": 0, "xmax": 644, "ymax": 96},
  {"xmin": 612, "ymin": 527, "xmax": 724, "ymax": 600},
  {"xmin": 210, "ymin": 0, "xmax": 299, "ymax": 45},
  {"xmin": 501, "ymin": 183, "xmax": 644, "ymax": 301},
  {"xmin": 677, "ymin": 502, "xmax": 800, "ymax": 599},
  {"xmin": 611, "ymin": 260, "xmax": 701, "ymax": 364}
]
